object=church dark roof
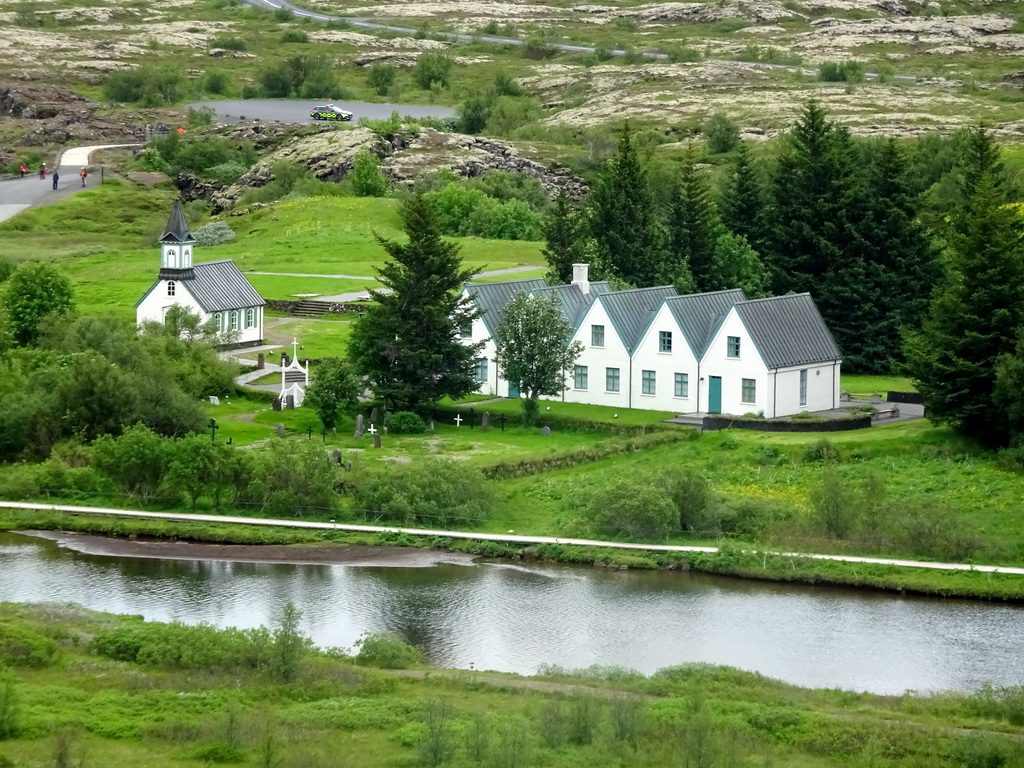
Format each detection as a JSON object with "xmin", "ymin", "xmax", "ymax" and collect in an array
[
  {"xmin": 134, "ymin": 260, "xmax": 264, "ymax": 312},
  {"xmin": 160, "ymin": 200, "xmax": 195, "ymax": 244}
]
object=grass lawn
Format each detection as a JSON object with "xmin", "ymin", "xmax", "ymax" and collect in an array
[
  {"xmin": 447, "ymin": 397, "xmax": 679, "ymax": 426},
  {"xmin": 841, "ymin": 374, "xmax": 916, "ymax": 397}
]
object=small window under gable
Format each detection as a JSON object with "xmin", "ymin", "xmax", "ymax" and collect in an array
[
  {"xmin": 460, "ymin": 320, "xmax": 473, "ymax": 338},
  {"xmin": 727, "ymin": 336, "xmax": 741, "ymax": 358},
  {"xmin": 659, "ymin": 331, "xmax": 672, "ymax": 353},
  {"xmin": 591, "ymin": 324, "xmax": 605, "ymax": 347},
  {"xmin": 167, "ymin": 280, "xmax": 176, "ymax": 297}
]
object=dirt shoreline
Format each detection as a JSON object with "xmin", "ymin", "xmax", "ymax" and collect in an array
[{"xmin": 17, "ymin": 530, "xmax": 479, "ymax": 568}]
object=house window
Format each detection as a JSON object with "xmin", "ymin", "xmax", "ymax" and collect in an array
[
  {"xmin": 574, "ymin": 365, "xmax": 588, "ymax": 390},
  {"xmin": 215, "ymin": 313, "xmax": 223, "ymax": 332},
  {"xmin": 230, "ymin": 311, "xmax": 239, "ymax": 331},
  {"xmin": 246, "ymin": 308, "xmax": 255, "ymax": 329},
  {"xmin": 727, "ymin": 336, "xmax": 741, "ymax": 358},
  {"xmin": 460, "ymin": 320, "xmax": 472, "ymax": 338},
  {"xmin": 606, "ymin": 367, "xmax": 620, "ymax": 393},
  {"xmin": 659, "ymin": 331, "xmax": 672, "ymax": 353},
  {"xmin": 742, "ymin": 378, "xmax": 756, "ymax": 404},
  {"xmin": 167, "ymin": 280, "xmax": 175, "ymax": 297},
  {"xmin": 799, "ymin": 369, "xmax": 808, "ymax": 406},
  {"xmin": 591, "ymin": 324, "xmax": 605, "ymax": 347},
  {"xmin": 474, "ymin": 357, "xmax": 488, "ymax": 383},
  {"xmin": 674, "ymin": 372, "xmax": 688, "ymax": 398},
  {"xmin": 642, "ymin": 370, "xmax": 656, "ymax": 395}
]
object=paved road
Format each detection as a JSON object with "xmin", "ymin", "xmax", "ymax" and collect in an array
[
  {"xmin": 0, "ymin": 143, "xmax": 141, "ymax": 224},
  {"xmin": 186, "ymin": 99, "xmax": 456, "ymax": 125},
  {"xmin": 5, "ymin": 500, "xmax": 1024, "ymax": 576}
]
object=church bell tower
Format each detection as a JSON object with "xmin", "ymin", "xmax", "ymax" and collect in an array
[{"xmin": 159, "ymin": 200, "xmax": 196, "ymax": 280}]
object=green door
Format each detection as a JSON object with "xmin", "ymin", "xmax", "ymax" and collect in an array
[
  {"xmin": 708, "ymin": 376, "xmax": 722, "ymax": 414},
  {"xmin": 508, "ymin": 381, "xmax": 519, "ymax": 398}
]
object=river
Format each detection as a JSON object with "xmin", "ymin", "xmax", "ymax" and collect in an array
[{"xmin": 1, "ymin": 531, "xmax": 1021, "ymax": 695}]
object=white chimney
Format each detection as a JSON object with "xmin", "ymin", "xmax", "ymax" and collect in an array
[{"xmin": 572, "ymin": 263, "xmax": 590, "ymax": 295}]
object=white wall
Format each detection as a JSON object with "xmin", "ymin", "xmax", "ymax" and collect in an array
[
  {"xmin": 629, "ymin": 303, "xmax": 699, "ymax": 413},
  {"xmin": 136, "ymin": 280, "xmax": 264, "ymax": 346},
  {"xmin": 771, "ymin": 362, "xmax": 841, "ymax": 417},
  {"xmin": 699, "ymin": 309, "xmax": 770, "ymax": 416},
  {"xmin": 458, "ymin": 295, "xmax": 504, "ymax": 396},
  {"xmin": 560, "ymin": 300, "xmax": 631, "ymax": 407}
]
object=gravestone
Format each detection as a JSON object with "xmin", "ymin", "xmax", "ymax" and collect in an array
[
  {"xmin": 257, "ymin": 353, "xmax": 265, "ymax": 370},
  {"xmin": 383, "ymin": 426, "xmax": 388, "ymax": 436},
  {"xmin": 209, "ymin": 395, "xmax": 220, "ymax": 406},
  {"xmin": 354, "ymin": 414, "xmax": 364, "ymax": 438},
  {"xmin": 370, "ymin": 406, "xmax": 380, "ymax": 423},
  {"xmin": 870, "ymin": 393, "xmax": 882, "ymax": 404},
  {"xmin": 275, "ymin": 424, "xmax": 286, "ymax": 437},
  {"xmin": 428, "ymin": 421, "xmax": 435, "ymax": 431},
  {"xmin": 286, "ymin": 395, "xmax": 295, "ymax": 410},
  {"xmin": 281, "ymin": 352, "xmax": 289, "ymax": 366},
  {"xmin": 373, "ymin": 433, "xmax": 382, "ymax": 449},
  {"xmin": 272, "ymin": 397, "xmax": 282, "ymax": 411},
  {"xmin": 541, "ymin": 426, "xmax": 551, "ymax": 436},
  {"xmin": 344, "ymin": 461, "xmax": 353, "ymax": 472},
  {"xmin": 481, "ymin": 412, "xmax": 490, "ymax": 431},
  {"xmin": 330, "ymin": 449, "xmax": 343, "ymax": 466}
]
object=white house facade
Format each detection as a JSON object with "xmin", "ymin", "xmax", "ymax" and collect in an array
[
  {"xmin": 458, "ymin": 264, "xmax": 843, "ymax": 418},
  {"xmin": 135, "ymin": 201, "xmax": 265, "ymax": 348}
]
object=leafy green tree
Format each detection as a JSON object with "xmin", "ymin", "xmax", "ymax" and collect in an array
[
  {"xmin": 495, "ymin": 293, "xmax": 584, "ymax": 425},
  {"xmin": 707, "ymin": 232, "xmax": 770, "ymax": 297},
  {"xmin": 995, "ymin": 329, "xmax": 1024, "ymax": 444},
  {"xmin": 258, "ymin": 65, "xmax": 293, "ymax": 98},
  {"xmin": 667, "ymin": 152, "xmax": 719, "ymax": 290},
  {"xmin": 718, "ymin": 140, "xmax": 766, "ymax": 250},
  {"xmin": 165, "ymin": 434, "xmax": 218, "ymax": 508},
  {"xmin": 91, "ymin": 424, "xmax": 171, "ymax": 502},
  {"xmin": 457, "ymin": 91, "xmax": 490, "ymax": 134},
  {"xmin": 54, "ymin": 353, "xmax": 140, "ymax": 441},
  {"xmin": 348, "ymin": 150, "xmax": 389, "ymax": 197},
  {"xmin": 367, "ymin": 62, "xmax": 397, "ymax": 96},
  {"xmin": 3, "ymin": 263, "xmax": 74, "ymax": 346},
  {"xmin": 585, "ymin": 477, "xmax": 677, "ymax": 540},
  {"xmin": 242, "ymin": 440, "xmax": 337, "ymax": 516},
  {"xmin": 271, "ymin": 602, "xmax": 312, "ymax": 682},
  {"xmin": 414, "ymin": 51, "xmax": 453, "ymax": 89},
  {"xmin": 353, "ymin": 460, "xmax": 495, "ymax": 527},
  {"xmin": 349, "ymin": 196, "xmax": 482, "ymax": 411},
  {"xmin": 542, "ymin": 191, "xmax": 586, "ymax": 284},
  {"xmin": 903, "ymin": 175, "xmax": 1024, "ymax": 445},
  {"xmin": 588, "ymin": 122, "xmax": 666, "ymax": 287},
  {"xmin": 703, "ymin": 111, "xmax": 740, "ymax": 154},
  {"xmin": 303, "ymin": 357, "xmax": 361, "ymax": 431}
]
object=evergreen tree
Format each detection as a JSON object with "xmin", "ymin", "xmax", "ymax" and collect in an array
[
  {"xmin": 542, "ymin": 190, "xmax": 584, "ymax": 284},
  {"xmin": 718, "ymin": 140, "xmax": 766, "ymax": 249},
  {"xmin": 588, "ymin": 122, "xmax": 666, "ymax": 287},
  {"xmin": 957, "ymin": 125, "xmax": 1004, "ymax": 202},
  {"xmin": 903, "ymin": 175, "xmax": 1024, "ymax": 445},
  {"xmin": 763, "ymin": 101, "xmax": 857, "ymax": 295},
  {"xmin": 349, "ymin": 196, "xmax": 483, "ymax": 412},
  {"xmin": 666, "ymin": 152, "xmax": 718, "ymax": 291},
  {"xmin": 994, "ymin": 329, "xmax": 1024, "ymax": 445}
]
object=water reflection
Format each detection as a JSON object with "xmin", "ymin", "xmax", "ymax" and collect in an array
[{"xmin": 1, "ymin": 532, "xmax": 1022, "ymax": 694}]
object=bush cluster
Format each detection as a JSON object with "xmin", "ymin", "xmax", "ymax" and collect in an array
[
  {"xmin": 421, "ymin": 171, "xmax": 547, "ymax": 241},
  {"xmin": 386, "ymin": 411, "xmax": 427, "ymax": 434},
  {"xmin": 192, "ymin": 221, "xmax": 237, "ymax": 246},
  {"xmin": 353, "ymin": 460, "xmax": 495, "ymax": 527}
]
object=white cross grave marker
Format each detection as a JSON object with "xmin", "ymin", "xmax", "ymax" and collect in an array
[
  {"xmin": 454, "ymin": 414, "xmax": 463, "ymax": 427},
  {"xmin": 367, "ymin": 424, "xmax": 378, "ymax": 435}
]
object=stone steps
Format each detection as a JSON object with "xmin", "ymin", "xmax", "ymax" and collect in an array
[{"xmin": 290, "ymin": 300, "xmax": 333, "ymax": 317}]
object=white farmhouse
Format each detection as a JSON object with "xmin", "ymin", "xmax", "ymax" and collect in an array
[
  {"xmin": 135, "ymin": 201, "xmax": 265, "ymax": 347},
  {"xmin": 459, "ymin": 263, "xmax": 843, "ymax": 418}
]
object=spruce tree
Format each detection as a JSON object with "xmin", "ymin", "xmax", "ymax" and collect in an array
[
  {"xmin": 903, "ymin": 174, "xmax": 1024, "ymax": 445},
  {"xmin": 718, "ymin": 140, "xmax": 766, "ymax": 249},
  {"xmin": 666, "ymin": 152, "xmax": 719, "ymax": 291},
  {"xmin": 957, "ymin": 125, "xmax": 1004, "ymax": 202},
  {"xmin": 588, "ymin": 122, "xmax": 666, "ymax": 287},
  {"xmin": 349, "ymin": 195, "xmax": 483, "ymax": 412},
  {"xmin": 542, "ymin": 190, "xmax": 583, "ymax": 284}
]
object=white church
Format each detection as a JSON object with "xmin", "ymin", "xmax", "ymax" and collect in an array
[
  {"xmin": 459, "ymin": 264, "xmax": 843, "ymax": 419},
  {"xmin": 136, "ymin": 201, "xmax": 265, "ymax": 347}
]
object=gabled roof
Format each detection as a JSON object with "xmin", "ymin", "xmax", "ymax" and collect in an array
[
  {"xmin": 596, "ymin": 285, "xmax": 678, "ymax": 353},
  {"xmin": 464, "ymin": 278, "xmax": 548, "ymax": 338},
  {"xmin": 665, "ymin": 288, "xmax": 746, "ymax": 358},
  {"xmin": 733, "ymin": 293, "xmax": 842, "ymax": 369},
  {"xmin": 160, "ymin": 200, "xmax": 195, "ymax": 244},
  {"xmin": 530, "ymin": 281, "xmax": 613, "ymax": 326},
  {"xmin": 189, "ymin": 260, "xmax": 265, "ymax": 312}
]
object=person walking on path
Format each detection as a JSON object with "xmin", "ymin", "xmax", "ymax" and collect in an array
[
  {"xmin": 79, "ymin": 167, "xmax": 87, "ymax": 187},
  {"xmin": 19, "ymin": 164, "xmax": 26, "ymax": 178},
  {"xmin": 39, "ymin": 163, "xmax": 46, "ymax": 180},
  {"xmin": 52, "ymin": 171, "xmax": 59, "ymax": 190}
]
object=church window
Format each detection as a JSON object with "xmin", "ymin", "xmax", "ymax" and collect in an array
[
  {"xmin": 167, "ymin": 281, "xmax": 176, "ymax": 297},
  {"xmin": 215, "ymin": 313, "xmax": 223, "ymax": 332},
  {"xmin": 246, "ymin": 308, "xmax": 254, "ymax": 328},
  {"xmin": 230, "ymin": 311, "xmax": 239, "ymax": 331}
]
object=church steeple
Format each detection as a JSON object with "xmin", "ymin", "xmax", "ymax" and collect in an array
[{"xmin": 159, "ymin": 200, "xmax": 196, "ymax": 280}]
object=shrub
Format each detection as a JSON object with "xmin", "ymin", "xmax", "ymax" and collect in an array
[
  {"xmin": 387, "ymin": 411, "xmax": 426, "ymax": 434},
  {"xmin": 717, "ymin": 497, "xmax": 794, "ymax": 538},
  {"xmin": 349, "ymin": 150, "xmax": 389, "ymax": 197},
  {"xmin": 189, "ymin": 743, "xmax": 247, "ymax": 763},
  {"xmin": 202, "ymin": 69, "xmax": 230, "ymax": 95},
  {"xmin": 703, "ymin": 111, "xmax": 740, "ymax": 154},
  {"xmin": 103, "ymin": 65, "xmax": 184, "ymax": 106},
  {"xmin": 355, "ymin": 633, "xmax": 423, "ymax": 669},
  {"xmin": 523, "ymin": 37, "xmax": 558, "ymax": 59},
  {"xmin": 584, "ymin": 477, "xmax": 677, "ymax": 540},
  {"xmin": 193, "ymin": 221, "xmax": 237, "ymax": 247},
  {"xmin": 367, "ymin": 62, "xmax": 397, "ymax": 96},
  {"xmin": 819, "ymin": 60, "xmax": 864, "ymax": 83},
  {"xmin": 353, "ymin": 460, "xmax": 495, "ymax": 527},
  {"xmin": 259, "ymin": 65, "xmax": 293, "ymax": 98},
  {"xmin": 280, "ymin": 29, "xmax": 309, "ymax": 43},
  {"xmin": 187, "ymin": 105, "xmax": 215, "ymax": 128},
  {"xmin": 413, "ymin": 51, "xmax": 453, "ymax": 89},
  {"xmin": 0, "ymin": 669, "xmax": 18, "ymax": 739},
  {"xmin": 0, "ymin": 624, "xmax": 60, "ymax": 667},
  {"xmin": 210, "ymin": 34, "xmax": 246, "ymax": 51},
  {"xmin": 803, "ymin": 437, "xmax": 839, "ymax": 463},
  {"xmin": 0, "ymin": 255, "xmax": 15, "ymax": 283}
]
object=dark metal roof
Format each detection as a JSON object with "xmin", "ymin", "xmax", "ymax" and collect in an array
[
  {"xmin": 599, "ymin": 285, "xmax": 678, "ymax": 353},
  {"xmin": 464, "ymin": 278, "xmax": 548, "ymax": 338},
  {"xmin": 530, "ymin": 281, "xmax": 613, "ymax": 326},
  {"xmin": 160, "ymin": 200, "xmax": 195, "ymax": 244},
  {"xmin": 734, "ymin": 293, "xmax": 842, "ymax": 369},
  {"xmin": 188, "ymin": 260, "xmax": 265, "ymax": 312},
  {"xmin": 665, "ymin": 289, "xmax": 746, "ymax": 357}
]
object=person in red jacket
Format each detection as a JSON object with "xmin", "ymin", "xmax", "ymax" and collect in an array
[{"xmin": 19, "ymin": 164, "xmax": 26, "ymax": 178}]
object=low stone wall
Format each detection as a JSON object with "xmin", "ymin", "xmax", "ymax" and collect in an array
[
  {"xmin": 887, "ymin": 391, "xmax": 924, "ymax": 405},
  {"xmin": 702, "ymin": 415, "xmax": 873, "ymax": 433},
  {"xmin": 264, "ymin": 299, "xmax": 367, "ymax": 315}
]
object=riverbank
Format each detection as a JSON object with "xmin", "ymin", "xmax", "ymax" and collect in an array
[{"xmin": 3, "ymin": 503, "xmax": 1024, "ymax": 602}]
